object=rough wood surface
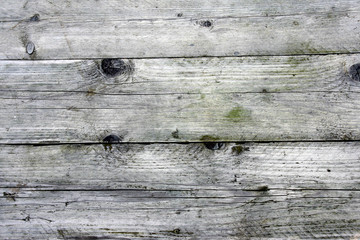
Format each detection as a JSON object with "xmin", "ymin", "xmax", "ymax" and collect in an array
[
  {"xmin": 1, "ymin": 189, "xmax": 359, "ymax": 239},
  {"xmin": 1, "ymin": 142, "xmax": 360, "ymax": 239},
  {"xmin": 1, "ymin": 142, "xmax": 359, "ymax": 190},
  {"xmin": 1, "ymin": 0, "xmax": 360, "ymax": 59},
  {"xmin": 1, "ymin": 1, "xmax": 360, "ymax": 239},
  {"xmin": 1, "ymin": 54, "xmax": 360, "ymax": 143}
]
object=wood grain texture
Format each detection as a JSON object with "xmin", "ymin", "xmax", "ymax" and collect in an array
[
  {"xmin": 1, "ymin": 142, "xmax": 360, "ymax": 239},
  {"xmin": 1, "ymin": 142, "xmax": 360, "ymax": 190},
  {"xmin": 1, "ymin": 54, "xmax": 360, "ymax": 143},
  {"xmin": 1, "ymin": 0, "xmax": 360, "ymax": 59},
  {"xmin": 1, "ymin": 2, "xmax": 360, "ymax": 239}
]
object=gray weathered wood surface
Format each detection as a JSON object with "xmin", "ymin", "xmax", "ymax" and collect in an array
[
  {"xmin": 1, "ymin": 0, "xmax": 360, "ymax": 59},
  {"xmin": 1, "ymin": 143, "xmax": 360, "ymax": 239},
  {"xmin": 1, "ymin": 0, "xmax": 360, "ymax": 239},
  {"xmin": 1, "ymin": 54, "xmax": 360, "ymax": 143}
]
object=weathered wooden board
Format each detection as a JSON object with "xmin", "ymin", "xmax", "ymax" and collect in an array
[
  {"xmin": 1, "ymin": 54, "xmax": 359, "ymax": 94},
  {"xmin": 1, "ymin": 0, "xmax": 360, "ymax": 59},
  {"xmin": 1, "ymin": 189, "xmax": 359, "ymax": 239},
  {"xmin": 1, "ymin": 142, "xmax": 360, "ymax": 190},
  {"xmin": 1, "ymin": 1, "xmax": 360, "ymax": 239},
  {"xmin": 1, "ymin": 55, "xmax": 360, "ymax": 143},
  {"xmin": 3, "ymin": 0, "xmax": 360, "ymax": 21},
  {"xmin": 1, "ymin": 142, "xmax": 360, "ymax": 239}
]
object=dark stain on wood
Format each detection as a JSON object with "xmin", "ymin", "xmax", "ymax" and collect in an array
[
  {"xmin": 171, "ymin": 129, "xmax": 179, "ymax": 138},
  {"xmin": 231, "ymin": 145, "xmax": 249, "ymax": 155},
  {"xmin": 3, "ymin": 192, "xmax": 16, "ymax": 201},
  {"xmin": 256, "ymin": 185, "xmax": 269, "ymax": 191}
]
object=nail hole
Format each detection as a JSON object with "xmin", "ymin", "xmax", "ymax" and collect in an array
[
  {"xmin": 101, "ymin": 59, "xmax": 127, "ymax": 76},
  {"xmin": 349, "ymin": 63, "xmax": 360, "ymax": 82},
  {"xmin": 177, "ymin": 13, "xmax": 183, "ymax": 17},
  {"xmin": 103, "ymin": 134, "xmax": 122, "ymax": 143},
  {"xmin": 26, "ymin": 42, "xmax": 35, "ymax": 55}
]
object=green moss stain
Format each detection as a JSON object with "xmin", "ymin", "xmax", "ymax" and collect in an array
[
  {"xmin": 86, "ymin": 88, "xmax": 96, "ymax": 97},
  {"xmin": 199, "ymin": 135, "xmax": 220, "ymax": 141},
  {"xmin": 232, "ymin": 145, "xmax": 244, "ymax": 155},
  {"xmin": 102, "ymin": 143, "xmax": 113, "ymax": 151},
  {"xmin": 286, "ymin": 56, "xmax": 310, "ymax": 66},
  {"xmin": 225, "ymin": 107, "xmax": 251, "ymax": 122},
  {"xmin": 171, "ymin": 129, "xmax": 179, "ymax": 139},
  {"xmin": 57, "ymin": 229, "xmax": 66, "ymax": 238},
  {"xmin": 231, "ymin": 145, "xmax": 250, "ymax": 155}
]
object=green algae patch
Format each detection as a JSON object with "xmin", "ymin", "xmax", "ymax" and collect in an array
[
  {"xmin": 225, "ymin": 107, "xmax": 252, "ymax": 122},
  {"xmin": 232, "ymin": 145, "xmax": 244, "ymax": 154},
  {"xmin": 199, "ymin": 135, "xmax": 220, "ymax": 141}
]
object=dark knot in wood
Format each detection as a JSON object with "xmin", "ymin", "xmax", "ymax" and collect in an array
[
  {"xmin": 103, "ymin": 135, "xmax": 122, "ymax": 143},
  {"xmin": 199, "ymin": 20, "xmax": 212, "ymax": 27},
  {"xmin": 349, "ymin": 63, "xmax": 360, "ymax": 82},
  {"xmin": 101, "ymin": 59, "xmax": 127, "ymax": 77},
  {"xmin": 204, "ymin": 142, "xmax": 223, "ymax": 150},
  {"xmin": 29, "ymin": 14, "xmax": 40, "ymax": 22}
]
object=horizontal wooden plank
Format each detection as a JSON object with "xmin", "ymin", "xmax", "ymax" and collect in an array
[
  {"xmin": 1, "ymin": 189, "xmax": 359, "ymax": 239},
  {"xmin": 1, "ymin": 142, "xmax": 360, "ymax": 239},
  {"xmin": 1, "ymin": 142, "xmax": 359, "ymax": 190},
  {"xmin": 1, "ymin": 55, "xmax": 360, "ymax": 143},
  {"xmin": 1, "ymin": 0, "xmax": 360, "ymax": 58},
  {"xmin": 1, "ymin": 54, "xmax": 359, "ymax": 94},
  {"xmin": 3, "ymin": 92, "xmax": 360, "ymax": 143},
  {"xmin": 3, "ymin": 0, "xmax": 360, "ymax": 22}
]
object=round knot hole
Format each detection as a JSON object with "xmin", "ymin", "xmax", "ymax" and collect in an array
[
  {"xmin": 101, "ymin": 59, "xmax": 127, "ymax": 77},
  {"xmin": 199, "ymin": 20, "xmax": 212, "ymax": 27},
  {"xmin": 349, "ymin": 63, "xmax": 360, "ymax": 82},
  {"xmin": 30, "ymin": 14, "xmax": 40, "ymax": 22},
  {"xmin": 103, "ymin": 134, "xmax": 122, "ymax": 143},
  {"xmin": 204, "ymin": 142, "xmax": 223, "ymax": 150}
]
